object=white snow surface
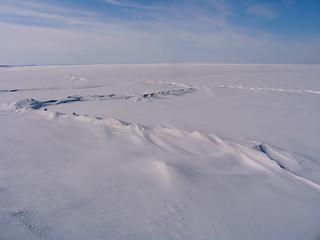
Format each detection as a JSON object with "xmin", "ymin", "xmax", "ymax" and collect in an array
[{"xmin": 1, "ymin": 64, "xmax": 320, "ymax": 240}]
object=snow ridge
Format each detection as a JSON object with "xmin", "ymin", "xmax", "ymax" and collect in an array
[
  {"xmin": 34, "ymin": 108, "xmax": 320, "ymax": 190},
  {"xmin": 258, "ymin": 143, "xmax": 320, "ymax": 188},
  {"xmin": 12, "ymin": 86, "xmax": 197, "ymax": 110},
  {"xmin": 217, "ymin": 85, "xmax": 320, "ymax": 94},
  {"xmin": 11, "ymin": 94, "xmax": 320, "ymax": 191}
]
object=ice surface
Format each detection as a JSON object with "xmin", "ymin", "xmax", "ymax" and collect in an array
[{"xmin": 0, "ymin": 64, "xmax": 320, "ymax": 239}]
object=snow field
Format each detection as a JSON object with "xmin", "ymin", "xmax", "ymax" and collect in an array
[{"xmin": 1, "ymin": 64, "xmax": 320, "ymax": 239}]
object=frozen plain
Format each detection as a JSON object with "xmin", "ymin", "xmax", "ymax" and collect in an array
[{"xmin": 0, "ymin": 64, "xmax": 320, "ymax": 240}]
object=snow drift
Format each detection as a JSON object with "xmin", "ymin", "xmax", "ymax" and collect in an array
[{"xmin": 0, "ymin": 64, "xmax": 320, "ymax": 240}]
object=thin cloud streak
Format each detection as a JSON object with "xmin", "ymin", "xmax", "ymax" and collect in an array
[
  {"xmin": 247, "ymin": 3, "xmax": 277, "ymax": 19},
  {"xmin": 104, "ymin": 0, "xmax": 160, "ymax": 10},
  {"xmin": 0, "ymin": 6, "xmax": 95, "ymax": 26}
]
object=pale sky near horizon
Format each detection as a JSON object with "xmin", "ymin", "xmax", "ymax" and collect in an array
[{"xmin": 0, "ymin": 0, "xmax": 319, "ymax": 65}]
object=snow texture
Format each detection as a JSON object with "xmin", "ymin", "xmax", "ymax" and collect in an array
[{"xmin": 1, "ymin": 64, "xmax": 320, "ymax": 240}]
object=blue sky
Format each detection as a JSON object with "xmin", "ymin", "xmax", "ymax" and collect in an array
[{"xmin": 0, "ymin": 0, "xmax": 319, "ymax": 65}]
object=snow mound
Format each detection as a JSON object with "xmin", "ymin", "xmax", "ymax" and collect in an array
[
  {"xmin": 12, "ymin": 98, "xmax": 320, "ymax": 189},
  {"xmin": 13, "ymin": 98, "xmax": 43, "ymax": 110},
  {"xmin": 38, "ymin": 108, "xmax": 320, "ymax": 184}
]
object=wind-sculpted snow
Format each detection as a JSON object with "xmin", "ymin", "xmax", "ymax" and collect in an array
[
  {"xmin": 217, "ymin": 85, "xmax": 320, "ymax": 95},
  {"xmin": 14, "ymin": 102, "xmax": 320, "ymax": 190},
  {"xmin": 12, "ymin": 86, "xmax": 197, "ymax": 110},
  {"xmin": 44, "ymin": 109, "xmax": 320, "ymax": 187},
  {"xmin": 258, "ymin": 143, "xmax": 320, "ymax": 188},
  {"xmin": 1, "ymin": 64, "xmax": 320, "ymax": 240},
  {"xmin": 1, "ymin": 106, "xmax": 320, "ymax": 240}
]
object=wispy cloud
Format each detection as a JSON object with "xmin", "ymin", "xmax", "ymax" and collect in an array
[
  {"xmin": 0, "ymin": 6, "xmax": 93, "ymax": 26},
  {"xmin": 207, "ymin": 1, "xmax": 233, "ymax": 16},
  {"xmin": 0, "ymin": 0, "xmax": 102, "ymax": 30},
  {"xmin": 247, "ymin": 3, "xmax": 277, "ymax": 19},
  {"xmin": 104, "ymin": 0, "xmax": 159, "ymax": 10},
  {"xmin": 0, "ymin": 0, "xmax": 319, "ymax": 64}
]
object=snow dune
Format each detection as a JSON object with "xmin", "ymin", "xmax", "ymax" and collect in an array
[{"xmin": 0, "ymin": 64, "xmax": 320, "ymax": 239}]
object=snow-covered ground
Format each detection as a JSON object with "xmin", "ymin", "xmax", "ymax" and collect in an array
[{"xmin": 1, "ymin": 64, "xmax": 320, "ymax": 240}]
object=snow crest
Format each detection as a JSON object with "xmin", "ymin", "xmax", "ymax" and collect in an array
[
  {"xmin": 217, "ymin": 85, "xmax": 320, "ymax": 95},
  {"xmin": 34, "ymin": 107, "xmax": 320, "ymax": 189},
  {"xmin": 12, "ymin": 84, "xmax": 197, "ymax": 110}
]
